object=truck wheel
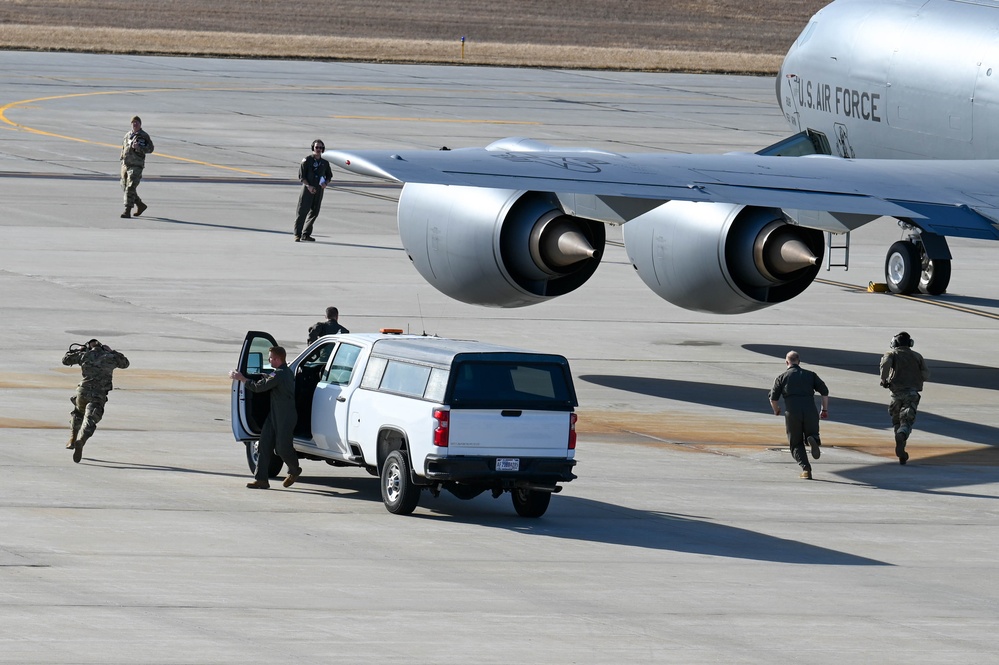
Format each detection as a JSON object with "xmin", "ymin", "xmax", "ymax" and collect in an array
[
  {"xmin": 381, "ymin": 451, "xmax": 421, "ymax": 515},
  {"xmin": 244, "ymin": 441, "xmax": 283, "ymax": 478},
  {"xmin": 511, "ymin": 488, "xmax": 551, "ymax": 518}
]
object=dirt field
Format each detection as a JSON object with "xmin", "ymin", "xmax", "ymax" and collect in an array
[{"xmin": 0, "ymin": 0, "xmax": 830, "ymax": 73}]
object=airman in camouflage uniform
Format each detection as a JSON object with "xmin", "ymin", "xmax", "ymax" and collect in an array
[
  {"xmin": 879, "ymin": 331, "xmax": 930, "ymax": 465},
  {"xmin": 120, "ymin": 115, "xmax": 154, "ymax": 218},
  {"xmin": 63, "ymin": 339, "xmax": 130, "ymax": 463}
]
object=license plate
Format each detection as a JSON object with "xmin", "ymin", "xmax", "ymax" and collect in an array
[{"xmin": 496, "ymin": 458, "xmax": 520, "ymax": 472}]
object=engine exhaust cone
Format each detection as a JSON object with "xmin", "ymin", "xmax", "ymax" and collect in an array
[
  {"xmin": 773, "ymin": 238, "xmax": 818, "ymax": 273},
  {"xmin": 531, "ymin": 216, "xmax": 599, "ymax": 275}
]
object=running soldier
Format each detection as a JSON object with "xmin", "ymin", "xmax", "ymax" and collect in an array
[
  {"xmin": 879, "ymin": 331, "xmax": 930, "ymax": 465},
  {"xmin": 63, "ymin": 339, "xmax": 130, "ymax": 463}
]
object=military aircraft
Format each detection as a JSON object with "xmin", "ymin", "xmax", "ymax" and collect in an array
[{"xmin": 328, "ymin": 0, "xmax": 999, "ymax": 314}]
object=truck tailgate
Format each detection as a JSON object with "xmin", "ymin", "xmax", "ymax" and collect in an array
[{"xmin": 446, "ymin": 409, "xmax": 573, "ymax": 458}]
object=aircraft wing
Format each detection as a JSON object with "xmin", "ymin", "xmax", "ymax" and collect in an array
[{"xmin": 328, "ymin": 142, "xmax": 999, "ymax": 240}]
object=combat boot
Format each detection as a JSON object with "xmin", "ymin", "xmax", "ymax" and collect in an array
[
  {"xmin": 895, "ymin": 429, "xmax": 909, "ymax": 465},
  {"xmin": 66, "ymin": 431, "xmax": 77, "ymax": 449},
  {"xmin": 134, "ymin": 201, "xmax": 148, "ymax": 216},
  {"xmin": 120, "ymin": 207, "xmax": 131, "ymax": 218},
  {"xmin": 73, "ymin": 435, "xmax": 88, "ymax": 463}
]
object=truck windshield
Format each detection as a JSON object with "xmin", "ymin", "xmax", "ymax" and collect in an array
[{"xmin": 448, "ymin": 361, "xmax": 575, "ymax": 410}]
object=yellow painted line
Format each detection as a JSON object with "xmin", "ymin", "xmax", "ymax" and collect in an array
[
  {"xmin": 1, "ymin": 85, "xmax": 545, "ymax": 176},
  {"xmin": 332, "ymin": 115, "xmax": 540, "ymax": 125},
  {"xmin": 0, "ymin": 90, "xmax": 270, "ymax": 177},
  {"xmin": 816, "ymin": 278, "xmax": 999, "ymax": 320}
]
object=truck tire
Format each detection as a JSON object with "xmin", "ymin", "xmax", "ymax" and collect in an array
[
  {"xmin": 511, "ymin": 488, "xmax": 551, "ymax": 517},
  {"xmin": 381, "ymin": 450, "xmax": 421, "ymax": 515},
  {"xmin": 245, "ymin": 441, "xmax": 284, "ymax": 478}
]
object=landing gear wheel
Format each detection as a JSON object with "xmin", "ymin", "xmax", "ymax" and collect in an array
[
  {"xmin": 884, "ymin": 241, "xmax": 920, "ymax": 294},
  {"xmin": 244, "ymin": 441, "xmax": 284, "ymax": 478},
  {"xmin": 918, "ymin": 258, "xmax": 951, "ymax": 295},
  {"xmin": 381, "ymin": 450, "xmax": 421, "ymax": 515},
  {"xmin": 511, "ymin": 488, "xmax": 552, "ymax": 518}
]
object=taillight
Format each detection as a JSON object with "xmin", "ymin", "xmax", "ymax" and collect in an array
[
  {"xmin": 568, "ymin": 412, "xmax": 577, "ymax": 450},
  {"xmin": 433, "ymin": 408, "xmax": 450, "ymax": 447}
]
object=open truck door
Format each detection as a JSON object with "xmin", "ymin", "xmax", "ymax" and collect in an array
[{"xmin": 231, "ymin": 331, "xmax": 285, "ymax": 477}]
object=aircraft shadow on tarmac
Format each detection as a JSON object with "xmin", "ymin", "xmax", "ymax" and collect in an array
[
  {"xmin": 743, "ymin": 344, "xmax": 999, "ymax": 392},
  {"xmin": 579, "ymin": 374, "xmax": 999, "ymax": 448},
  {"xmin": 83, "ymin": 460, "xmax": 985, "ymax": 559},
  {"xmin": 294, "ymin": 475, "xmax": 887, "ymax": 566},
  {"xmin": 834, "ymin": 464, "xmax": 999, "ymax": 499},
  {"xmin": 581, "ymin": 373, "xmax": 999, "ymax": 494},
  {"xmin": 929, "ymin": 292, "xmax": 999, "ymax": 309}
]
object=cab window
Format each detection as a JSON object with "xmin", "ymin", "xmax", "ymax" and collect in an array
[
  {"xmin": 302, "ymin": 342, "xmax": 335, "ymax": 370},
  {"xmin": 322, "ymin": 343, "xmax": 362, "ymax": 385}
]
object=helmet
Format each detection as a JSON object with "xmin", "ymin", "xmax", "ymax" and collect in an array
[{"xmin": 891, "ymin": 331, "xmax": 913, "ymax": 348}]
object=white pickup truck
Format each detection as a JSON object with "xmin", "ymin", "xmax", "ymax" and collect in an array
[{"xmin": 231, "ymin": 331, "xmax": 578, "ymax": 517}]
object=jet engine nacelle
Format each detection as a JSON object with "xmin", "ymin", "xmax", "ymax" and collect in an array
[
  {"xmin": 622, "ymin": 201, "xmax": 824, "ymax": 314},
  {"xmin": 397, "ymin": 183, "xmax": 605, "ymax": 307}
]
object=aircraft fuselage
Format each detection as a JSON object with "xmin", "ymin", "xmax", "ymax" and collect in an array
[{"xmin": 780, "ymin": 0, "xmax": 999, "ymax": 160}]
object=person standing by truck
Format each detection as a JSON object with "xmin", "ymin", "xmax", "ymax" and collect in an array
[
  {"xmin": 307, "ymin": 306, "xmax": 349, "ymax": 343},
  {"xmin": 230, "ymin": 346, "xmax": 302, "ymax": 489}
]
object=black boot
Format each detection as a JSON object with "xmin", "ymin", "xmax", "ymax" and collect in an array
[{"xmin": 895, "ymin": 430, "xmax": 909, "ymax": 465}]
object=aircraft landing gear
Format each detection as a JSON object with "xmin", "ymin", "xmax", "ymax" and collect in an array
[
  {"xmin": 918, "ymin": 255, "xmax": 951, "ymax": 295},
  {"xmin": 884, "ymin": 226, "xmax": 952, "ymax": 296},
  {"xmin": 885, "ymin": 240, "xmax": 920, "ymax": 294}
]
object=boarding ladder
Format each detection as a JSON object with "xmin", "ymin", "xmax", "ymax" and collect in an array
[{"xmin": 826, "ymin": 231, "xmax": 850, "ymax": 271}]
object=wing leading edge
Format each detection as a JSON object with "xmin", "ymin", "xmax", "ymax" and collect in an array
[{"xmin": 328, "ymin": 143, "xmax": 999, "ymax": 240}]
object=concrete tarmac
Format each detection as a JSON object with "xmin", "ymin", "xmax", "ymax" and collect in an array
[{"xmin": 2, "ymin": 52, "xmax": 999, "ymax": 663}]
